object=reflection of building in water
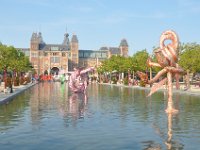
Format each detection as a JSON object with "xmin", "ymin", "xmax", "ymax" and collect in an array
[
  {"xmin": 18, "ymin": 31, "xmax": 129, "ymax": 75},
  {"xmin": 29, "ymin": 83, "xmax": 87, "ymax": 127},
  {"xmin": 30, "ymin": 82, "xmax": 54, "ymax": 124},
  {"xmin": 30, "ymin": 82, "xmax": 67, "ymax": 124}
]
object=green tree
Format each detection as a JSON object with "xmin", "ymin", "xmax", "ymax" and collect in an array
[
  {"xmin": 0, "ymin": 44, "xmax": 12, "ymax": 70},
  {"xmin": 179, "ymin": 43, "xmax": 200, "ymax": 73},
  {"xmin": 99, "ymin": 55, "xmax": 137, "ymax": 73},
  {"xmin": 0, "ymin": 44, "xmax": 32, "ymax": 80},
  {"xmin": 132, "ymin": 49, "xmax": 149, "ymax": 72}
]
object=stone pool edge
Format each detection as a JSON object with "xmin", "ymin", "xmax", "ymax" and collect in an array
[
  {"xmin": 0, "ymin": 82, "xmax": 38, "ymax": 104},
  {"xmin": 99, "ymin": 83, "xmax": 200, "ymax": 97}
]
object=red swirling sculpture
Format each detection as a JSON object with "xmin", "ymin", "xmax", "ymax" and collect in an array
[
  {"xmin": 154, "ymin": 30, "xmax": 179, "ymax": 68},
  {"xmin": 138, "ymin": 30, "xmax": 185, "ymax": 113}
]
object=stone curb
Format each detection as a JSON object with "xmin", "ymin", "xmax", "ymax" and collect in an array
[{"xmin": 99, "ymin": 83, "xmax": 200, "ymax": 97}]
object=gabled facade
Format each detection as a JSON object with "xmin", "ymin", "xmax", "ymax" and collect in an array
[{"xmin": 20, "ymin": 31, "xmax": 129, "ymax": 75}]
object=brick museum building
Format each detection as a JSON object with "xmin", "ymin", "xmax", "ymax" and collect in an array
[{"xmin": 20, "ymin": 31, "xmax": 129, "ymax": 75}]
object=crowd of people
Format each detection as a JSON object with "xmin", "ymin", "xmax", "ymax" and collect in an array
[{"xmin": 32, "ymin": 74, "xmax": 69, "ymax": 82}]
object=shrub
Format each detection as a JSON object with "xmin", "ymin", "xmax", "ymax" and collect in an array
[
  {"xmin": 123, "ymin": 77, "xmax": 128, "ymax": 85},
  {"xmin": 14, "ymin": 77, "xmax": 19, "ymax": 86},
  {"xmin": 111, "ymin": 77, "xmax": 117, "ymax": 84},
  {"xmin": 139, "ymin": 80, "xmax": 146, "ymax": 87}
]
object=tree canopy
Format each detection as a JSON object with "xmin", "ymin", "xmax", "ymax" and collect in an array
[
  {"xmin": 97, "ymin": 43, "xmax": 200, "ymax": 77},
  {"xmin": 97, "ymin": 50, "xmax": 149, "ymax": 74},
  {"xmin": 0, "ymin": 44, "xmax": 32, "ymax": 73},
  {"xmin": 179, "ymin": 43, "xmax": 200, "ymax": 73},
  {"xmin": 132, "ymin": 49, "xmax": 149, "ymax": 72}
]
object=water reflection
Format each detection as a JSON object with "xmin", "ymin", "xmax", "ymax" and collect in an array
[
  {"xmin": 29, "ymin": 82, "xmax": 88, "ymax": 127},
  {"xmin": 0, "ymin": 83, "xmax": 200, "ymax": 150},
  {"xmin": 165, "ymin": 113, "xmax": 185, "ymax": 150},
  {"xmin": 142, "ymin": 141, "xmax": 162, "ymax": 150},
  {"xmin": 58, "ymin": 92, "xmax": 88, "ymax": 128},
  {"xmin": 0, "ymin": 92, "xmax": 30, "ymax": 132},
  {"xmin": 69, "ymin": 93, "xmax": 87, "ymax": 118},
  {"xmin": 165, "ymin": 113, "xmax": 173, "ymax": 149},
  {"xmin": 58, "ymin": 92, "xmax": 87, "ymax": 118}
]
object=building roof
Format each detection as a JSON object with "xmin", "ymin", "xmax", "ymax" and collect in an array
[
  {"xmin": 38, "ymin": 32, "xmax": 44, "ymax": 43},
  {"xmin": 30, "ymin": 32, "xmax": 70, "ymax": 51},
  {"xmin": 30, "ymin": 32, "xmax": 38, "ymax": 41},
  {"xmin": 109, "ymin": 47, "xmax": 120, "ymax": 55},
  {"xmin": 120, "ymin": 39, "xmax": 128, "ymax": 47},
  {"xmin": 41, "ymin": 44, "xmax": 70, "ymax": 51},
  {"xmin": 71, "ymin": 34, "xmax": 78, "ymax": 43},
  {"xmin": 62, "ymin": 33, "xmax": 70, "ymax": 50},
  {"xmin": 99, "ymin": 46, "xmax": 109, "ymax": 50}
]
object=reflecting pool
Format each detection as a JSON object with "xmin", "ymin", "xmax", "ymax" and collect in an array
[{"xmin": 0, "ymin": 82, "xmax": 200, "ymax": 150}]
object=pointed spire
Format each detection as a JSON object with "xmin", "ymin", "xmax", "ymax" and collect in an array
[
  {"xmin": 62, "ymin": 32, "xmax": 70, "ymax": 50},
  {"xmin": 38, "ymin": 32, "xmax": 44, "ymax": 43},
  {"xmin": 62, "ymin": 33, "xmax": 69, "ymax": 45}
]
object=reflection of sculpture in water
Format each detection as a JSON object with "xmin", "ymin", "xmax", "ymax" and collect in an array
[
  {"xmin": 165, "ymin": 113, "xmax": 184, "ymax": 150},
  {"xmin": 151, "ymin": 113, "xmax": 183, "ymax": 150},
  {"xmin": 67, "ymin": 93, "xmax": 88, "ymax": 126},
  {"xmin": 58, "ymin": 92, "xmax": 88, "ymax": 125},
  {"xmin": 137, "ymin": 30, "xmax": 185, "ymax": 113},
  {"xmin": 69, "ymin": 67, "xmax": 94, "ymax": 93},
  {"xmin": 69, "ymin": 93, "xmax": 87, "ymax": 114},
  {"xmin": 165, "ymin": 113, "xmax": 173, "ymax": 150}
]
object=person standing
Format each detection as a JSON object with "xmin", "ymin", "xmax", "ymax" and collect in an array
[{"xmin": 7, "ymin": 74, "xmax": 13, "ymax": 93}]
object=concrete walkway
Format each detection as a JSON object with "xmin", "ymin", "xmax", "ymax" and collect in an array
[{"xmin": 0, "ymin": 82, "xmax": 37, "ymax": 104}]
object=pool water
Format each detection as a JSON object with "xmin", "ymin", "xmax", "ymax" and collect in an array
[{"xmin": 0, "ymin": 82, "xmax": 200, "ymax": 150}]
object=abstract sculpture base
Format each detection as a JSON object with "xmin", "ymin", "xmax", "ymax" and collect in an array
[
  {"xmin": 165, "ymin": 93, "xmax": 178, "ymax": 114},
  {"xmin": 165, "ymin": 108, "xmax": 178, "ymax": 114}
]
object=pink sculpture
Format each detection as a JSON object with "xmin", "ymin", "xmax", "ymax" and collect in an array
[
  {"xmin": 69, "ymin": 67, "xmax": 94, "ymax": 93},
  {"xmin": 141, "ymin": 30, "xmax": 184, "ymax": 113}
]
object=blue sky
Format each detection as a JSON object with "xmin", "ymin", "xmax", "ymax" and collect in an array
[{"xmin": 0, "ymin": 0, "xmax": 200, "ymax": 55}]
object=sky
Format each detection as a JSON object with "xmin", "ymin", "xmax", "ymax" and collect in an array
[{"xmin": 0, "ymin": 0, "xmax": 200, "ymax": 55}]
